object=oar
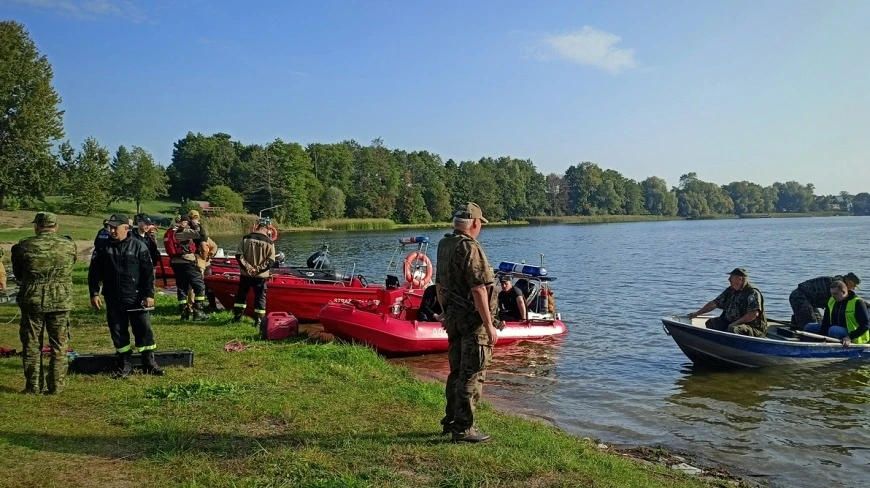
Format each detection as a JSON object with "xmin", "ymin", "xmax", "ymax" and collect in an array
[{"xmin": 790, "ymin": 329, "xmax": 842, "ymax": 344}]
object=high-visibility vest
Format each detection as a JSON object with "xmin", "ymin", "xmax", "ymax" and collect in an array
[{"xmin": 827, "ymin": 295, "xmax": 870, "ymax": 344}]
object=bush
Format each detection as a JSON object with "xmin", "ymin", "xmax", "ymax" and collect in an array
[{"xmin": 200, "ymin": 185, "xmax": 245, "ymax": 213}]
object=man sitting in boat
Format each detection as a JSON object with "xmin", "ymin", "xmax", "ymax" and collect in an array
[
  {"xmin": 803, "ymin": 280, "xmax": 869, "ymax": 347},
  {"xmin": 688, "ymin": 267, "xmax": 767, "ymax": 337},
  {"xmin": 417, "ymin": 285, "xmax": 443, "ymax": 322},
  {"xmin": 497, "ymin": 274, "xmax": 527, "ymax": 322},
  {"xmin": 789, "ymin": 272, "xmax": 861, "ymax": 328}
]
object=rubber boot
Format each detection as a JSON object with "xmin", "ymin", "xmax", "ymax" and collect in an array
[
  {"xmin": 192, "ymin": 302, "xmax": 210, "ymax": 322},
  {"xmin": 116, "ymin": 351, "xmax": 133, "ymax": 379},
  {"xmin": 180, "ymin": 304, "xmax": 191, "ymax": 321},
  {"xmin": 255, "ymin": 315, "xmax": 267, "ymax": 340},
  {"xmin": 232, "ymin": 308, "xmax": 243, "ymax": 323},
  {"xmin": 141, "ymin": 350, "xmax": 165, "ymax": 376}
]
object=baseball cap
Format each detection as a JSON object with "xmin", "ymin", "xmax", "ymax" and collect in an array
[
  {"xmin": 454, "ymin": 202, "xmax": 488, "ymax": 223},
  {"xmin": 728, "ymin": 267, "xmax": 749, "ymax": 278},
  {"xmin": 32, "ymin": 212, "xmax": 58, "ymax": 227},
  {"xmin": 105, "ymin": 213, "xmax": 129, "ymax": 227},
  {"xmin": 138, "ymin": 216, "xmax": 154, "ymax": 225}
]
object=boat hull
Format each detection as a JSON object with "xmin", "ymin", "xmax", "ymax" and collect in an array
[
  {"xmin": 320, "ymin": 301, "xmax": 567, "ymax": 355},
  {"xmin": 206, "ymin": 273, "xmax": 380, "ymax": 322},
  {"xmin": 661, "ymin": 315, "xmax": 870, "ymax": 368}
]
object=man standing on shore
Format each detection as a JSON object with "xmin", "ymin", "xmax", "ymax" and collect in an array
[
  {"xmin": 89, "ymin": 214, "xmax": 163, "ymax": 377},
  {"xmin": 233, "ymin": 222, "xmax": 276, "ymax": 338},
  {"xmin": 435, "ymin": 202, "xmax": 499, "ymax": 443},
  {"xmin": 11, "ymin": 212, "xmax": 77, "ymax": 394}
]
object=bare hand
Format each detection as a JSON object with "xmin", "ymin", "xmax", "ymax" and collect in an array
[
  {"xmin": 842, "ymin": 337, "xmax": 852, "ymax": 347},
  {"xmin": 486, "ymin": 324, "xmax": 499, "ymax": 346},
  {"xmin": 247, "ymin": 266, "xmax": 257, "ymax": 275},
  {"xmin": 143, "ymin": 297, "xmax": 155, "ymax": 308},
  {"xmin": 687, "ymin": 312, "xmax": 696, "ymax": 319},
  {"xmin": 90, "ymin": 296, "xmax": 102, "ymax": 310}
]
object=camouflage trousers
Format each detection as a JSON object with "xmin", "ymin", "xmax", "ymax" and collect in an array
[
  {"xmin": 442, "ymin": 323, "xmax": 492, "ymax": 434},
  {"xmin": 705, "ymin": 317, "xmax": 766, "ymax": 337},
  {"xmin": 19, "ymin": 309, "xmax": 69, "ymax": 394},
  {"xmin": 789, "ymin": 289, "xmax": 823, "ymax": 328}
]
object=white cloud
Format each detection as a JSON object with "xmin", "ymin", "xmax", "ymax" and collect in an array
[
  {"xmin": 8, "ymin": 0, "xmax": 147, "ymax": 22},
  {"xmin": 537, "ymin": 26, "xmax": 637, "ymax": 74}
]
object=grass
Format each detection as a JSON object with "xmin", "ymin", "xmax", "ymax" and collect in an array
[{"xmin": 0, "ymin": 265, "xmax": 724, "ymax": 488}]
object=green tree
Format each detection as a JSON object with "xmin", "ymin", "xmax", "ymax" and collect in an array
[
  {"xmin": 723, "ymin": 181, "xmax": 767, "ymax": 215},
  {"xmin": 320, "ymin": 186, "xmax": 346, "ymax": 219},
  {"xmin": 773, "ymin": 181, "xmax": 815, "ymax": 213},
  {"xmin": 675, "ymin": 173, "xmax": 733, "ymax": 217},
  {"xmin": 347, "ymin": 139, "xmax": 400, "ymax": 218},
  {"xmin": 640, "ymin": 176, "xmax": 677, "ymax": 216},
  {"xmin": 307, "ymin": 142, "xmax": 355, "ymax": 197},
  {"xmin": 201, "ymin": 185, "xmax": 244, "ymax": 213},
  {"xmin": 0, "ymin": 21, "xmax": 64, "ymax": 208},
  {"xmin": 622, "ymin": 179, "xmax": 645, "ymax": 215},
  {"xmin": 167, "ymin": 132, "xmax": 241, "ymax": 200},
  {"xmin": 111, "ymin": 146, "xmax": 167, "ymax": 214},
  {"xmin": 60, "ymin": 137, "xmax": 111, "ymax": 215},
  {"xmin": 545, "ymin": 173, "xmax": 568, "ymax": 216},
  {"xmin": 852, "ymin": 192, "xmax": 870, "ymax": 216}
]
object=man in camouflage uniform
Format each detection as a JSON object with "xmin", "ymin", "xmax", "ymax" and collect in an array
[
  {"xmin": 435, "ymin": 202, "xmax": 499, "ymax": 443},
  {"xmin": 689, "ymin": 267, "xmax": 767, "ymax": 337},
  {"xmin": 789, "ymin": 272, "xmax": 861, "ymax": 328},
  {"xmin": 10, "ymin": 212, "xmax": 77, "ymax": 394}
]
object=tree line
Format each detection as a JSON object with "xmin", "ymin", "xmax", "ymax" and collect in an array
[{"xmin": 3, "ymin": 20, "xmax": 870, "ymax": 222}]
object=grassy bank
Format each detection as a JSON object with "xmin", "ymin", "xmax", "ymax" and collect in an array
[
  {"xmin": 526, "ymin": 215, "xmax": 682, "ymax": 225},
  {"xmin": 0, "ymin": 267, "xmax": 723, "ymax": 487}
]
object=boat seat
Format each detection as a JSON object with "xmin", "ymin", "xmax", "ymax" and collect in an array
[{"xmin": 514, "ymin": 279, "xmax": 540, "ymax": 309}]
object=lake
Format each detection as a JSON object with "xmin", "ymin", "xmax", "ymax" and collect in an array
[{"xmin": 218, "ymin": 216, "xmax": 870, "ymax": 487}]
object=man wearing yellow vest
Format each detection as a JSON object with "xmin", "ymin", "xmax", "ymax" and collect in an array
[{"xmin": 804, "ymin": 280, "xmax": 869, "ymax": 346}]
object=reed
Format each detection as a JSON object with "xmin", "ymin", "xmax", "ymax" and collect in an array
[
  {"xmin": 316, "ymin": 218, "xmax": 396, "ymax": 231},
  {"xmin": 201, "ymin": 212, "xmax": 260, "ymax": 236},
  {"xmin": 526, "ymin": 215, "xmax": 681, "ymax": 225}
]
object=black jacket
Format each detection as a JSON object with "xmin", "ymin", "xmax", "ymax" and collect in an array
[
  {"xmin": 133, "ymin": 231, "xmax": 161, "ymax": 265},
  {"xmin": 822, "ymin": 291, "xmax": 870, "ymax": 340},
  {"xmin": 88, "ymin": 234, "xmax": 155, "ymax": 304}
]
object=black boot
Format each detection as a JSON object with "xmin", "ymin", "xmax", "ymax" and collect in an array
[
  {"xmin": 116, "ymin": 351, "xmax": 133, "ymax": 379},
  {"xmin": 180, "ymin": 304, "xmax": 191, "ymax": 321},
  {"xmin": 255, "ymin": 315, "xmax": 267, "ymax": 340},
  {"xmin": 141, "ymin": 350, "xmax": 165, "ymax": 376},
  {"xmin": 192, "ymin": 302, "xmax": 210, "ymax": 322}
]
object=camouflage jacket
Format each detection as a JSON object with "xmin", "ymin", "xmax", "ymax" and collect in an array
[
  {"xmin": 796, "ymin": 276, "xmax": 841, "ymax": 308},
  {"xmin": 11, "ymin": 231, "xmax": 77, "ymax": 312},
  {"xmin": 715, "ymin": 283, "xmax": 766, "ymax": 329},
  {"xmin": 435, "ymin": 230, "xmax": 497, "ymax": 332}
]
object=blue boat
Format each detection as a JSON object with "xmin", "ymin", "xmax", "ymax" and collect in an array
[{"xmin": 661, "ymin": 315, "xmax": 870, "ymax": 368}]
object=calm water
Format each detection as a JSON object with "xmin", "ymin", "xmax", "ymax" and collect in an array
[{"xmin": 219, "ymin": 217, "xmax": 870, "ymax": 487}]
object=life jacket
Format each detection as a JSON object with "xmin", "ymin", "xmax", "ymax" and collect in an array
[
  {"xmin": 163, "ymin": 228, "xmax": 195, "ymax": 258},
  {"xmin": 827, "ymin": 295, "xmax": 869, "ymax": 344}
]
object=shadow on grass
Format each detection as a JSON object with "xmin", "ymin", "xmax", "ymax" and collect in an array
[{"xmin": 0, "ymin": 428, "xmax": 447, "ymax": 460}]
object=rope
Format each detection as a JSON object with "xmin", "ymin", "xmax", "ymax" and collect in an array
[{"xmin": 2, "ymin": 309, "xmax": 20, "ymax": 325}]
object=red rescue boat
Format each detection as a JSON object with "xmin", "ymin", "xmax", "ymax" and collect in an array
[
  {"xmin": 205, "ymin": 270, "xmax": 382, "ymax": 322},
  {"xmin": 319, "ymin": 280, "xmax": 567, "ymax": 356}
]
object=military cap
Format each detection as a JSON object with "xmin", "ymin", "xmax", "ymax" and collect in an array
[
  {"xmin": 106, "ymin": 213, "xmax": 129, "ymax": 227},
  {"xmin": 844, "ymin": 272, "xmax": 861, "ymax": 288},
  {"xmin": 454, "ymin": 202, "xmax": 488, "ymax": 223},
  {"xmin": 728, "ymin": 267, "xmax": 749, "ymax": 278},
  {"xmin": 32, "ymin": 212, "xmax": 58, "ymax": 227}
]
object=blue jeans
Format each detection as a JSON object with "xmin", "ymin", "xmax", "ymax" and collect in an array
[{"xmin": 803, "ymin": 323, "xmax": 848, "ymax": 339}]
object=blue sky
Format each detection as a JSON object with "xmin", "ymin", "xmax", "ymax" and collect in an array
[{"xmin": 4, "ymin": 0, "xmax": 869, "ymax": 194}]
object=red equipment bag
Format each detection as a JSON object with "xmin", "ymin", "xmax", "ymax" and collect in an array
[{"xmin": 265, "ymin": 312, "xmax": 299, "ymax": 340}]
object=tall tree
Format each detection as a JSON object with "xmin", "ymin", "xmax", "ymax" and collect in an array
[
  {"xmin": 0, "ymin": 21, "xmax": 64, "ymax": 208},
  {"xmin": 640, "ymin": 176, "xmax": 677, "ymax": 215},
  {"xmin": 320, "ymin": 186, "xmax": 346, "ymax": 219},
  {"xmin": 852, "ymin": 192, "xmax": 870, "ymax": 216},
  {"xmin": 167, "ymin": 132, "xmax": 241, "ymax": 200},
  {"xmin": 59, "ymin": 137, "xmax": 111, "ymax": 215}
]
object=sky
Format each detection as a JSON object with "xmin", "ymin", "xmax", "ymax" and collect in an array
[{"xmin": 3, "ymin": 0, "xmax": 869, "ymax": 195}]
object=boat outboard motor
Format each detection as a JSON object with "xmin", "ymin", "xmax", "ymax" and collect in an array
[
  {"xmin": 307, "ymin": 250, "xmax": 331, "ymax": 269},
  {"xmin": 272, "ymin": 252, "xmax": 286, "ymax": 268},
  {"xmin": 385, "ymin": 275, "xmax": 401, "ymax": 290}
]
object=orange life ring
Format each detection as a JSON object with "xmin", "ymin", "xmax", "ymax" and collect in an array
[
  {"xmin": 403, "ymin": 251, "xmax": 433, "ymax": 288},
  {"xmin": 250, "ymin": 223, "xmax": 279, "ymax": 242}
]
